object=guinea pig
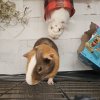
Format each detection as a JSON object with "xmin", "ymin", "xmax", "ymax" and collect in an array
[
  {"xmin": 44, "ymin": 0, "xmax": 75, "ymax": 39},
  {"xmin": 24, "ymin": 38, "xmax": 59, "ymax": 85}
]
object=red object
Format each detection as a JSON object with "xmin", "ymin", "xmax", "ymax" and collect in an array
[
  {"xmin": 44, "ymin": 0, "xmax": 75, "ymax": 20},
  {"xmin": 91, "ymin": 38, "xmax": 98, "ymax": 47}
]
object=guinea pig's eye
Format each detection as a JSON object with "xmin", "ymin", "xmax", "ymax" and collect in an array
[
  {"xmin": 37, "ymin": 66, "xmax": 42, "ymax": 72},
  {"xmin": 44, "ymin": 58, "xmax": 51, "ymax": 64},
  {"xmin": 59, "ymin": 29, "xmax": 61, "ymax": 31}
]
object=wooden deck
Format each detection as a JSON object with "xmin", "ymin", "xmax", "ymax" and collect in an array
[{"xmin": 0, "ymin": 0, "xmax": 100, "ymax": 74}]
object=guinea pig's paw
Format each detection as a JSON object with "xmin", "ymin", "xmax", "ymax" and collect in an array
[
  {"xmin": 48, "ymin": 22, "xmax": 64, "ymax": 39},
  {"xmin": 47, "ymin": 78, "xmax": 54, "ymax": 85}
]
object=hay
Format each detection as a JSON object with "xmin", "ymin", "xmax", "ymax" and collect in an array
[{"xmin": 0, "ymin": 0, "xmax": 29, "ymax": 26}]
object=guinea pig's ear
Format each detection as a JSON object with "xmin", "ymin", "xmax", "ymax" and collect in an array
[
  {"xmin": 34, "ymin": 46, "xmax": 39, "ymax": 51},
  {"xmin": 23, "ymin": 51, "xmax": 31, "ymax": 58},
  {"xmin": 23, "ymin": 49, "xmax": 35, "ymax": 58},
  {"xmin": 44, "ymin": 53, "xmax": 54, "ymax": 60}
]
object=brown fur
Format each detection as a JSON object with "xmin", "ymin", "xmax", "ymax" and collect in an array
[{"xmin": 24, "ymin": 38, "xmax": 59, "ymax": 85}]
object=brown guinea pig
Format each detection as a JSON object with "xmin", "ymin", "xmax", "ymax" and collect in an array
[{"xmin": 24, "ymin": 38, "xmax": 59, "ymax": 85}]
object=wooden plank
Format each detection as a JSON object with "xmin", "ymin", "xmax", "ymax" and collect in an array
[
  {"xmin": 0, "ymin": 0, "xmax": 100, "ymax": 73},
  {"xmin": 1, "ymin": 0, "xmax": 100, "ymax": 39},
  {"xmin": 9, "ymin": 15, "xmax": 100, "ymax": 40},
  {"xmin": 74, "ymin": 0, "xmax": 100, "ymax": 15}
]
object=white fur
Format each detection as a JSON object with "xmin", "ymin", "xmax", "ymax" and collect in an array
[
  {"xmin": 47, "ymin": 8, "xmax": 70, "ymax": 39},
  {"xmin": 26, "ymin": 54, "xmax": 36, "ymax": 85},
  {"xmin": 47, "ymin": 78, "xmax": 54, "ymax": 85}
]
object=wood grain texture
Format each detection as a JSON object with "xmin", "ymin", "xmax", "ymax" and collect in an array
[{"xmin": 0, "ymin": 0, "xmax": 100, "ymax": 74}]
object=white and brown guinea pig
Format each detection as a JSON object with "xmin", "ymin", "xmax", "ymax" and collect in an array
[
  {"xmin": 24, "ymin": 38, "xmax": 59, "ymax": 85},
  {"xmin": 44, "ymin": 0, "xmax": 75, "ymax": 39}
]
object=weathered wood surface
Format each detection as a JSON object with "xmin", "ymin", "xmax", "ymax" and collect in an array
[{"xmin": 0, "ymin": 0, "xmax": 100, "ymax": 74}]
